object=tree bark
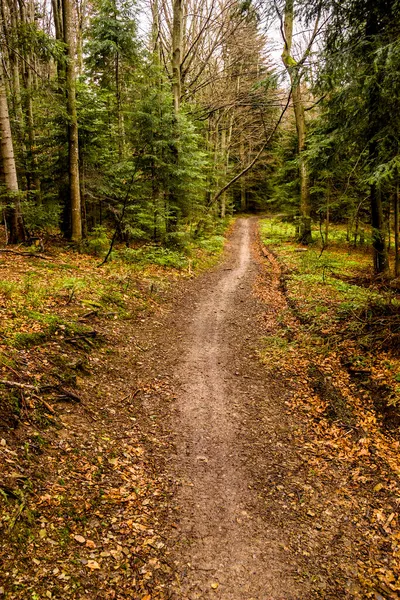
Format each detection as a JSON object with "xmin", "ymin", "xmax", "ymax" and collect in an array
[
  {"xmin": 22, "ymin": 0, "xmax": 41, "ymax": 194},
  {"xmin": 172, "ymin": 0, "xmax": 183, "ymax": 114},
  {"xmin": 0, "ymin": 59, "xmax": 25, "ymax": 243},
  {"xmin": 394, "ymin": 173, "xmax": 399, "ymax": 277},
  {"xmin": 281, "ymin": 0, "xmax": 312, "ymax": 244},
  {"xmin": 220, "ymin": 126, "xmax": 226, "ymax": 218},
  {"xmin": 370, "ymin": 184, "xmax": 388, "ymax": 274},
  {"xmin": 240, "ymin": 135, "xmax": 246, "ymax": 211},
  {"xmin": 62, "ymin": 0, "xmax": 82, "ymax": 242},
  {"xmin": 366, "ymin": 5, "xmax": 388, "ymax": 274}
]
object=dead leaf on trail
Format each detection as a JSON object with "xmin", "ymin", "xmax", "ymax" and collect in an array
[
  {"xmin": 373, "ymin": 483, "xmax": 384, "ymax": 492},
  {"xmin": 141, "ymin": 595, "xmax": 151, "ymax": 600},
  {"xmin": 87, "ymin": 560, "xmax": 101, "ymax": 570},
  {"xmin": 74, "ymin": 535, "xmax": 86, "ymax": 544},
  {"xmin": 211, "ymin": 582, "xmax": 219, "ymax": 589}
]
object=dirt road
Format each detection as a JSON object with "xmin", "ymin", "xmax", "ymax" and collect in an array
[{"xmin": 169, "ymin": 218, "xmax": 302, "ymax": 599}]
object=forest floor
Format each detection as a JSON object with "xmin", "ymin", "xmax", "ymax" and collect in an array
[{"xmin": 1, "ymin": 218, "xmax": 400, "ymax": 599}]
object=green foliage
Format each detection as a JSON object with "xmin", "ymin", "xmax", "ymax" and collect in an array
[
  {"xmin": 85, "ymin": 0, "xmax": 139, "ymax": 86},
  {"xmin": 21, "ymin": 200, "xmax": 61, "ymax": 234},
  {"xmin": 197, "ymin": 235, "xmax": 226, "ymax": 254},
  {"xmin": 86, "ymin": 226, "xmax": 110, "ymax": 256},
  {"xmin": 0, "ymin": 281, "xmax": 18, "ymax": 299},
  {"xmin": 259, "ymin": 218, "xmax": 296, "ymax": 244},
  {"xmin": 164, "ymin": 232, "xmax": 191, "ymax": 250},
  {"xmin": 118, "ymin": 246, "xmax": 189, "ymax": 269}
]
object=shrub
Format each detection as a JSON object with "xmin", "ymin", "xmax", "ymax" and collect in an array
[{"xmin": 86, "ymin": 226, "xmax": 110, "ymax": 256}]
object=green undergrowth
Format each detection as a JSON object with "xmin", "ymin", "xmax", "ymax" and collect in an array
[
  {"xmin": 0, "ymin": 220, "xmax": 231, "ymax": 433},
  {"xmin": 85, "ymin": 219, "xmax": 232, "ymax": 272},
  {"xmin": 259, "ymin": 216, "xmax": 400, "ymax": 429}
]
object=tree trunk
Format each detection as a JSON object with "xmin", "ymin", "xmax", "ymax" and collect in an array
[
  {"xmin": 21, "ymin": 0, "xmax": 41, "ymax": 194},
  {"xmin": 167, "ymin": 0, "xmax": 184, "ymax": 231},
  {"xmin": 366, "ymin": 5, "xmax": 388, "ymax": 274},
  {"xmin": 220, "ymin": 127, "xmax": 226, "ymax": 218},
  {"xmin": 395, "ymin": 174, "xmax": 399, "ymax": 278},
  {"xmin": 62, "ymin": 0, "xmax": 82, "ymax": 242},
  {"xmin": 172, "ymin": 0, "xmax": 183, "ymax": 114},
  {"xmin": 240, "ymin": 136, "xmax": 246, "ymax": 211},
  {"xmin": 76, "ymin": 0, "xmax": 87, "ymax": 76},
  {"xmin": 370, "ymin": 184, "xmax": 388, "ymax": 274},
  {"xmin": 325, "ymin": 180, "xmax": 330, "ymax": 247},
  {"xmin": 281, "ymin": 0, "xmax": 312, "ymax": 244},
  {"xmin": 0, "ymin": 60, "xmax": 25, "ymax": 243},
  {"xmin": 151, "ymin": 0, "xmax": 161, "ymax": 61},
  {"xmin": 115, "ymin": 50, "xmax": 125, "ymax": 158}
]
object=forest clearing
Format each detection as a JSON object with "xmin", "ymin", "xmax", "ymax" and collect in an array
[{"xmin": 0, "ymin": 0, "xmax": 400, "ymax": 597}]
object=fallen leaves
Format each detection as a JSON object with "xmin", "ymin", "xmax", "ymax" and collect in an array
[
  {"xmin": 74, "ymin": 535, "xmax": 86, "ymax": 544},
  {"xmin": 256, "ymin": 228, "xmax": 400, "ymax": 598}
]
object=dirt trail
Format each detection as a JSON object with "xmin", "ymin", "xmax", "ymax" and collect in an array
[{"xmin": 170, "ymin": 219, "xmax": 300, "ymax": 599}]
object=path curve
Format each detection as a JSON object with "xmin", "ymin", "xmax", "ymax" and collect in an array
[{"xmin": 171, "ymin": 218, "xmax": 300, "ymax": 600}]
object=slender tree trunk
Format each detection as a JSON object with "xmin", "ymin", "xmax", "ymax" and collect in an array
[
  {"xmin": 151, "ymin": 0, "xmax": 161, "ymax": 61},
  {"xmin": 281, "ymin": 0, "xmax": 312, "ymax": 244},
  {"xmin": 62, "ymin": 0, "xmax": 82, "ymax": 242},
  {"xmin": 325, "ymin": 181, "xmax": 330, "ymax": 247},
  {"xmin": 22, "ymin": 0, "xmax": 40, "ymax": 193},
  {"xmin": 395, "ymin": 175, "xmax": 399, "ymax": 278},
  {"xmin": 0, "ymin": 59, "xmax": 25, "ymax": 243},
  {"xmin": 76, "ymin": 0, "xmax": 87, "ymax": 76},
  {"xmin": 370, "ymin": 184, "xmax": 388, "ymax": 274},
  {"xmin": 167, "ymin": 0, "xmax": 184, "ymax": 231},
  {"xmin": 172, "ymin": 0, "xmax": 183, "ymax": 114},
  {"xmin": 115, "ymin": 51, "xmax": 125, "ymax": 159},
  {"xmin": 220, "ymin": 126, "xmax": 226, "ymax": 218},
  {"xmin": 366, "ymin": 5, "xmax": 388, "ymax": 274},
  {"xmin": 5, "ymin": 0, "xmax": 28, "ymax": 189},
  {"xmin": 52, "ymin": 0, "xmax": 64, "ymax": 49},
  {"xmin": 240, "ymin": 135, "xmax": 246, "ymax": 211}
]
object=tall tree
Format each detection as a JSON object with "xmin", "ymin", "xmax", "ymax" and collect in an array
[
  {"xmin": 171, "ymin": 0, "xmax": 182, "ymax": 113},
  {"xmin": 0, "ymin": 58, "xmax": 25, "ymax": 243},
  {"xmin": 280, "ymin": 0, "xmax": 321, "ymax": 244},
  {"xmin": 62, "ymin": 0, "xmax": 82, "ymax": 241}
]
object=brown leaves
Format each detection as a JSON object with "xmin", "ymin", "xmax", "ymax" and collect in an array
[
  {"xmin": 256, "ymin": 224, "xmax": 400, "ymax": 597},
  {"xmin": 74, "ymin": 535, "xmax": 86, "ymax": 544}
]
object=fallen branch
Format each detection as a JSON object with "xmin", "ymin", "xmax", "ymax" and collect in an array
[
  {"xmin": 0, "ymin": 380, "xmax": 37, "ymax": 391},
  {"xmin": 0, "ymin": 249, "xmax": 48, "ymax": 259},
  {"xmin": 55, "ymin": 388, "xmax": 82, "ymax": 403},
  {"xmin": 32, "ymin": 394, "xmax": 56, "ymax": 414},
  {"xmin": 0, "ymin": 380, "xmax": 82, "ymax": 404}
]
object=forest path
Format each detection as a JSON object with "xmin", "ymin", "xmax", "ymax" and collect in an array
[{"xmin": 167, "ymin": 218, "xmax": 301, "ymax": 599}]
